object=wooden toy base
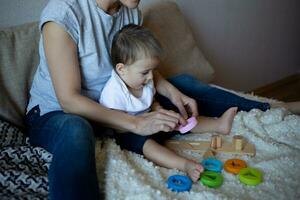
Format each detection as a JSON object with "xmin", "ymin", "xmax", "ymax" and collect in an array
[{"xmin": 165, "ymin": 138, "xmax": 256, "ymax": 156}]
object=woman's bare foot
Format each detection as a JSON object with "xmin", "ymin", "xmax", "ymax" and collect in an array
[
  {"xmin": 217, "ymin": 107, "xmax": 238, "ymax": 135},
  {"xmin": 271, "ymin": 101, "xmax": 300, "ymax": 114},
  {"xmin": 184, "ymin": 159, "xmax": 204, "ymax": 182}
]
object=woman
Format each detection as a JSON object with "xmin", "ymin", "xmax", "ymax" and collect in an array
[
  {"xmin": 26, "ymin": 1, "xmax": 188, "ymax": 199},
  {"xmin": 25, "ymin": 0, "xmax": 299, "ymax": 199}
]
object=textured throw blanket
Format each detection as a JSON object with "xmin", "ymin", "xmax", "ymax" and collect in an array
[
  {"xmin": 96, "ymin": 108, "xmax": 300, "ymax": 200},
  {"xmin": 0, "ymin": 120, "xmax": 51, "ymax": 199},
  {"xmin": 1, "ymin": 97, "xmax": 300, "ymax": 199}
]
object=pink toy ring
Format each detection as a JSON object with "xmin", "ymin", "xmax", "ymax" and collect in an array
[{"xmin": 177, "ymin": 116, "xmax": 198, "ymax": 134}]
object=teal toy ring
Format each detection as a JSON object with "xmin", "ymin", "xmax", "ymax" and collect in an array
[
  {"xmin": 202, "ymin": 158, "xmax": 223, "ymax": 172},
  {"xmin": 200, "ymin": 171, "xmax": 223, "ymax": 188},
  {"xmin": 167, "ymin": 175, "xmax": 192, "ymax": 192},
  {"xmin": 239, "ymin": 167, "xmax": 263, "ymax": 186}
]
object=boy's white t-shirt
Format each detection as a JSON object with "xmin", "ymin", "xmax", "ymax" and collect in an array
[
  {"xmin": 99, "ymin": 70, "xmax": 156, "ymax": 116},
  {"xmin": 27, "ymin": 0, "xmax": 142, "ymax": 115}
]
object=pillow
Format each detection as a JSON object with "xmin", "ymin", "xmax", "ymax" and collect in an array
[
  {"xmin": 0, "ymin": 22, "xmax": 39, "ymax": 128},
  {"xmin": 142, "ymin": 2, "xmax": 215, "ymax": 82}
]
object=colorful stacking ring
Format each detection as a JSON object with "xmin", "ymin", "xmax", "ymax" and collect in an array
[
  {"xmin": 239, "ymin": 167, "xmax": 263, "ymax": 186},
  {"xmin": 177, "ymin": 116, "xmax": 198, "ymax": 134},
  {"xmin": 224, "ymin": 159, "xmax": 247, "ymax": 175},
  {"xmin": 202, "ymin": 158, "xmax": 223, "ymax": 172},
  {"xmin": 167, "ymin": 175, "xmax": 192, "ymax": 192},
  {"xmin": 200, "ymin": 171, "xmax": 223, "ymax": 188}
]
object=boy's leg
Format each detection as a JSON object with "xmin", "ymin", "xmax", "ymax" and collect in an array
[
  {"xmin": 191, "ymin": 107, "xmax": 237, "ymax": 134},
  {"xmin": 143, "ymin": 139, "xmax": 203, "ymax": 182},
  {"xmin": 25, "ymin": 106, "xmax": 100, "ymax": 200},
  {"xmin": 115, "ymin": 132, "xmax": 203, "ymax": 182},
  {"xmin": 157, "ymin": 74, "xmax": 270, "ymax": 117}
]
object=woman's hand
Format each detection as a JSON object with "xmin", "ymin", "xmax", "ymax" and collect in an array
[{"xmin": 133, "ymin": 109, "xmax": 183, "ymax": 136}]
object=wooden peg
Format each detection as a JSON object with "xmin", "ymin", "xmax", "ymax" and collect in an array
[
  {"xmin": 233, "ymin": 135, "xmax": 244, "ymax": 151},
  {"xmin": 210, "ymin": 135, "xmax": 217, "ymax": 149},
  {"xmin": 216, "ymin": 136, "xmax": 222, "ymax": 148}
]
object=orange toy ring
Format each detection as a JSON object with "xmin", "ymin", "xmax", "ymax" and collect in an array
[{"xmin": 224, "ymin": 159, "xmax": 247, "ymax": 175}]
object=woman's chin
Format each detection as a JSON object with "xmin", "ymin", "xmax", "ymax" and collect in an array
[{"xmin": 123, "ymin": 0, "xmax": 140, "ymax": 9}]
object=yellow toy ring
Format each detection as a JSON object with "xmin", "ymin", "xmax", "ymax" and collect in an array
[
  {"xmin": 224, "ymin": 159, "xmax": 247, "ymax": 175},
  {"xmin": 239, "ymin": 167, "xmax": 263, "ymax": 186}
]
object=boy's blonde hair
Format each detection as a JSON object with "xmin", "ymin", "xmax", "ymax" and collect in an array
[{"xmin": 111, "ymin": 24, "xmax": 163, "ymax": 67}]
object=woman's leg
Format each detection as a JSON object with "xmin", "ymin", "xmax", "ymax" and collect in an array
[
  {"xmin": 25, "ymin": 106, "xmax": 100, "ymax": 200},
  {"xmin": 157, "ymin": 74, "xmax": 270, "ymax": 117},
  {"xmin": 271, "ymin": 101, "xmax": 300, "ymax": 114}
]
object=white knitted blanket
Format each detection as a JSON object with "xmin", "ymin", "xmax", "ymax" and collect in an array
[{"xmin": 95, "ymin": 90, "xmax": 300, "ymax": 199}]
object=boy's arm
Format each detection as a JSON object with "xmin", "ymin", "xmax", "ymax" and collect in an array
[{"xmin": 153, "ymin": 70, "xmax": 199, "ymax": 120}]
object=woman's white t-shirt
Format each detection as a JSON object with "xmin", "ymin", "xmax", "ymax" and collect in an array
[{"xmin": 27, "ymin": 0, "xmax": 142, "ymax": 115}]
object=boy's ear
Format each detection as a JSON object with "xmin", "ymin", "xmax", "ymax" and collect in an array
[{"xmin": 116, "ymin": 63, "xmax": 125, "ymax": 75}]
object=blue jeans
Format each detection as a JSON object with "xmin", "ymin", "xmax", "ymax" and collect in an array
[
  {"xmin": 159, "ymin": 74, "xmax": 270, "ymax": 117},
  {"xmin": 25, "ymin": 106, "xmax": 100, "ymax": 200}
]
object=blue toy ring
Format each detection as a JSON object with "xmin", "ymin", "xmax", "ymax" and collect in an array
[
  {"xmin": 167, "ymin": 175, "xmax": 192, "ymax": 192},
  {"xmin": 202, "ymin": 158, "xmax": 223, "ymax": 172}
]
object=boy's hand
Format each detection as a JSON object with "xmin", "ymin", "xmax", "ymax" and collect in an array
[{"xmin": 169, "ymin": 88, "xmax": 199, "ymax": 122}]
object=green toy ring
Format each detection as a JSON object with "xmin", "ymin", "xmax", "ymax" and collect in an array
[
  {"xmin": 239, "ymin": 167, "xmax": 263, "ymax": 186},
  {"xmin": 200, "ymin": 171, "xmax": 223, "ymax": 188}
]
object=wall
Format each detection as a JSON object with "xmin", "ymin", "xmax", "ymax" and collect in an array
[
  {"xmin": 0, "ymin": 0, "xmax": 47, "ymax": 28},
  {"xmin": 173, "ymin": 0, "xmax": 300, "ymax": 91},
  {"xmin": 1, "ymin": 0, "xmax": 299, "ymax": 91}
]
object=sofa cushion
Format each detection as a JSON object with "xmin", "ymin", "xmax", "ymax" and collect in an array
[
  {"xmin": 142, "ymin": 2, "xmax": 215, "ymax": 83},
  {"xmin": 0, "ymin": 22, "xmax": 39, "ymax": 128}
]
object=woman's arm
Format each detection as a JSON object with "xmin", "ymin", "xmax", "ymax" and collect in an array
[{"xmin": 43, "ymin": 22, "xmax": 180, "ymax": 135}]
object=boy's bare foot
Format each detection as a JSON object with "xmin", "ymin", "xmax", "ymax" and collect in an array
[
  {"xmin": 184, "ymin": 159, "xmax": 204, "ymax": 182},
  {"xmin": 217, "ymin": 107, "xmax": 238, "ymax": 135}
]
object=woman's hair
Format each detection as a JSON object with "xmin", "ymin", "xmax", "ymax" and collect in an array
[{"xmin": 111, "ymin": 24, "xmax": 163, "ymax": 67}]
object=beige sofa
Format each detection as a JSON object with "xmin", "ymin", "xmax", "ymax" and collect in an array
[{"xmin": 0, "ymin": 2, "xmax": 214, "ymax": 198}]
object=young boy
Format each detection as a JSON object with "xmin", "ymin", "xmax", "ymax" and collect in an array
[{"xmin": 99, "ymin": 24, "xmax": 237, "ymax": 182}]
